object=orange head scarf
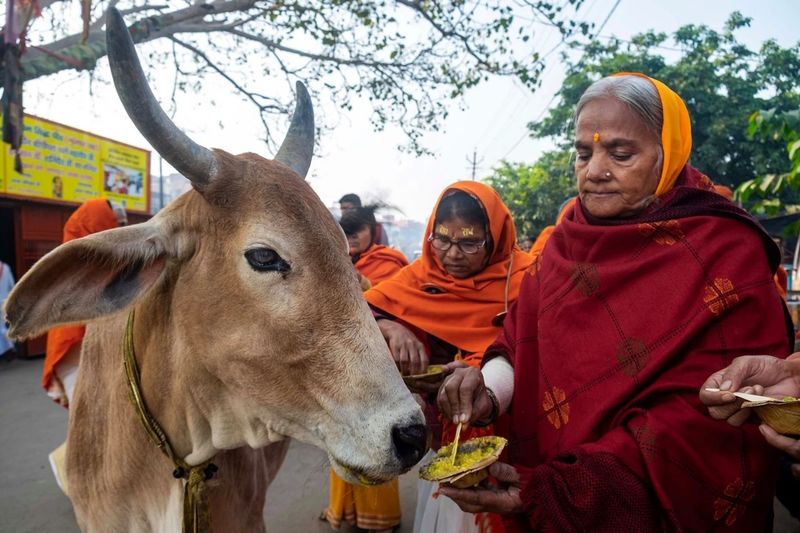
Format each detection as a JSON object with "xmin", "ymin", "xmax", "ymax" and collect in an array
[
  {"xmin": 364, "ymin": 181, "xmax": 533, "ymax": 354},
  {"xmin": 43, "ymin": 198, "xmax": 120, "ymax": 391},
  {"xmin": 612, "ymin": 72, "xmax": 692, "ymax": 195}
]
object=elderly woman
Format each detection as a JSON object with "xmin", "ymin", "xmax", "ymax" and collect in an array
[
  {"xmin": 437, "ymin": 73, "xmax": 793, "ymax": 531},
  {"xmin": 366, "ymin": 181, "xmax": 533, "ymax": 532}
]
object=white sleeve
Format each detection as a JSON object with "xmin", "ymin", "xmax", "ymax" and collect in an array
[{"xmin": 482, "ymin": 356, "xmax": 514, "ymax": 414}]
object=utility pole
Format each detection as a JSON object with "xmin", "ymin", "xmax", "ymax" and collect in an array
[{"xmin": 466, "ymin": 148, "xmax": 483, "ymax": 181}]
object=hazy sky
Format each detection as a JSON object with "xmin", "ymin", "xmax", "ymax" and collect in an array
[{"xmin": 25, "ymin": 0, "xmax": 800, "ymax": 222}]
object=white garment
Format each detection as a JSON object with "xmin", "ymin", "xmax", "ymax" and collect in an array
[
  {"xmin": 48, "ymin": 346, "xmax": 80, "ymax": 403},
  {"xmin": 0, "ymin": 262, "xmax": 15, "ymax": 354},
  {"xmin": 482, "ymin": 356, "xmax": 514, "ymax": 414},
  {"xmin": 413, "ymin": 450, "xmax": 481, "ymax": 533}
]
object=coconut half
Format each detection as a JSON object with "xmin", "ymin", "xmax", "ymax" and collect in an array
[
  {"xmin": 419, "ymin": 436, "xmax": 507, "ymax": 488},
  {"xmin": 402, "ymin": 364, "xmax": 445, "ymax": 387}
]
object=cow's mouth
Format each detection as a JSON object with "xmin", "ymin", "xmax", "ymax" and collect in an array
[{"xmin": 331, "ymin": 458, "xmax": 391, "ymax": 486}]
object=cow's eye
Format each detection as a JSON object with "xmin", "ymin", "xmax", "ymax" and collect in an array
[{"xmin": 245, "ymin": 248, "xmax": 290, "ymax": 273}]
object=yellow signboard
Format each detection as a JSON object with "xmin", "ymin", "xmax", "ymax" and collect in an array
[{"xmin": 0, "ymin": 114, "xmax": 150, "ymax": 213}]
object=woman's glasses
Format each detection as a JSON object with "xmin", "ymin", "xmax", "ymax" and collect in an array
[{"xmin": 428, "ymin": 234, "xmax": 486, "ymax": 255}]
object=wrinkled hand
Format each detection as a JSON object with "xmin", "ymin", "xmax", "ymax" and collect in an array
[
  {"xmin": 378, "ymin": 319, "xmax": 429, "ymax": 376},
  {"xmin": 438, "ymin": 462, "xmax": 523, "ymax": 515},
  {"xmin": 437, "ymin": 363, "xmax": 493, "ymax": 424},
  {"xmin": 47, "ymin": 376, "xmax": 69, "ymax": 409},
  {"xmin": 700, "ymin": 355, "xmax": 800, "ymax": 426},
  {"xmin": 759, "ymin": 425, "xmax": 800, "ymax": 477}
]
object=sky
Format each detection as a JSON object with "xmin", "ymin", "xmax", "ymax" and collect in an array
[{"xmin": 24, "ymin": 0, "xmax": 800, "ymax": 223}]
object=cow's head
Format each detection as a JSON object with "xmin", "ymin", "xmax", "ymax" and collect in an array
[{"xmin": 3, "ymin": 8, "xmax": 426, "ymax": 483}]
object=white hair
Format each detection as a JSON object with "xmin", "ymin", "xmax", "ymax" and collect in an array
[{"xmin": 575, "ymin": 75, "xmax": 663, "ymax": 140}]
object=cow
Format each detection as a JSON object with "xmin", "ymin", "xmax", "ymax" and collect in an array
[{"xmin": 3, "ymin": 8, "xmax": 427, "ymax": 532}]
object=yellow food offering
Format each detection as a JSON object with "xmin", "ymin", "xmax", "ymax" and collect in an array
[
  {"xmin": 419, "ymin": 436, "xmax": 507, "ymax": 487},
  {"xmin": 402, "ymin": 364, "xmax": 445, "ymax": 386}
]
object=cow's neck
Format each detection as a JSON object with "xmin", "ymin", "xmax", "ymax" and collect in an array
[{"xmin": 131, "ymin": 275, "xmax": 219, "ymax": 466}]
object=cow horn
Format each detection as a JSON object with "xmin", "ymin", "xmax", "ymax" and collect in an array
[
  {"xmin": 274, "ymin": 82, "xmax": 315, "ymax": 178},
  {"xmin": 105, "ymin": 8, "xmax": 216, "ymax": 189}
]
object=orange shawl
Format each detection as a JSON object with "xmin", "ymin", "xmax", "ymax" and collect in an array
[
  {"xmin": 43, "ymin": 199, "xmax": 119, "ymax": 390},
  {"xmin": 365, "ymin": 181, "xmax": 533, "ymax": 356},
  {"xmin": 354, "ymin": 245, "xmax": 409, "ymax": 285}
]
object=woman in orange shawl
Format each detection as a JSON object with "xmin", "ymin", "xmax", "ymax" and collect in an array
[
  {"xmin": 44, "ymin": 198, "xmax": 124, "ymax": 406},
  {"xmin": 340, "ymin": 206, "xmax": 409, "ymax": 286},
  {"xmin": 437, "ymin": 73, "xmax": 791, "ymax": 531},
  {"xmin": 364, "ymin": 181, "xmax": 532, "ymax": 533},
  {"xmin": 324, "ymin": 206, "xmax": 409, "ymax": 533}
]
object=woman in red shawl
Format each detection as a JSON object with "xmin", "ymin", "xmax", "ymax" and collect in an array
[
  {"xmin": 44, "ymin": 198, "xmax": 126, "ymax": 407},
  {"xmin": 365, "ymin": 181, "xmax": 533, "ymax": 532},
  {"xmin": 437, "ymin": 74, "xmax": 792, "ymax": 531}
]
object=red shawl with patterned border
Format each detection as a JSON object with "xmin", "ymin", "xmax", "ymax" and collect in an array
[{"xmin": 486, "ymin": 165, "xmax": 792, "ymax": 532}]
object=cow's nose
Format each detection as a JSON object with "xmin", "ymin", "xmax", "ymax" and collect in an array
[{"xmin": 391, "ymin": 423, "xmax": 429, "ymax": 469}]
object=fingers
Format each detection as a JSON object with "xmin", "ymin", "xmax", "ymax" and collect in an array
[
  {"xmin": 791, "ymin": 463, "xmax": 800, "ymax": 479},
  {"xmin": 438, "ymin": 484, "xmax": 522, "ymax": 515},
  {"xmin": 725, "ymin": 407, "xmax": 752, "ymax": 427},
  {"xmin": 700, "ymin": 370, "xmax": 737, "ymax": 406},
  {"xmin": 408, "ymin": 341, "xmax": 429, "ymax": 376},
  {"xmin": 438, "ymin": 367, "xmax": 487, "ymax": 424},
  {"xmin": 456, "ymin": 371, "xmax": 483, "ymax": 424},
  {"xmin": 384, "ymin": 322, "xmax": 428, "ymax": 376},
  {"xmin": 760, "ymin": 424, "xmax": 800, "ymax": 460},
  {"xmin": 438, "ymin": 371, "xmax": 464, "ymax": 422},
  {"xmin": 488, "ymin": 462, "xmax": 519, "ymax": 484}
]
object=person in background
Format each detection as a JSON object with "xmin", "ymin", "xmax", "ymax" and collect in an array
[
  {"xmin": 518, "ymin": 236, "xmax": 533, "ymax": 253},
  {"xmin": 436, "ymin": 73, "xmax": 791, "ymax": 531},
  {"xmin": 44, "ymin": 198, "xmax": 127, "ymax": 407},
  {"xmin": 365, "ymin": 181, "xmax": 533, "ymax": 533},
  {"xmin": 0, "ymin": 260, "xmax": 16, "ymax": 362},
  {"xmin": 340, "ymin": 193, "xmax": 390, "ymax": 245},
  {"xmin": 44, "ymin": 198, "xmax": 126, "ymax": 492},
  {"xmin": 341, "ymin": 206, "xmax": 409, "ymax": 287},
  {"xmin": 323, "ymin": 206, "xmax": 409, "ymax": 533}
]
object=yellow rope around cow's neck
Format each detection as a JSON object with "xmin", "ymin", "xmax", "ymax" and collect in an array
[{"xmin": 123, "ymin": 309, "xmax": 218, "ymax": 533}]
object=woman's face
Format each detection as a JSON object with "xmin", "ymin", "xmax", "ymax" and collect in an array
[
  {"xmin": 575, "ymin": 97, "xmax": 662, "ymax": 219},
  {"xmin": 431, "ymin": 216, "xmax": 489, "ymax": 278},
  {"xmin": 347, "ymin": 225, "xmax": 372, "ymax": 256}
]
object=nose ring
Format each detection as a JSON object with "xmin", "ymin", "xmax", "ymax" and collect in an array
[{"xmin": 604, "ymin": 172, "xmax": 611, "ymax": 177}]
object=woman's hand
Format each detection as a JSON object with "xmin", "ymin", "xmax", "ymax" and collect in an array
[
  {"xmin": 438, "ymin": 462, "xmax": 523, "ymax": 515},
  {"xmin": 759, "ymin": 425, "xmax": 800, "ymax": 477},
  {"xmin": 377, "ymin": 319, "xmax": 429, "ymax": 376},
  {"xmin": 47, "ymin": 376, "xmax": 69, "ymax": 409},
  {"xmin": 437, "ymin": 363, "xmax": 493, "ymax": 424},
  {"xmin": 700, "ymin": 355, "xmax": 800, "ymax": 426}
]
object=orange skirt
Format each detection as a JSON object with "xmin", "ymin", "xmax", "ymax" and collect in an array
[{"xmin": 325, "ymin": 469, "xmax": 401, "ymax": 530}]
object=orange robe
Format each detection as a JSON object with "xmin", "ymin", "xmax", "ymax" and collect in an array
[
  {"xmin": 42, "ymin": 199, "xmax": 119, "ymax": 391},
  {"xmin": 354, "ymin": 244, "xmax": 409, "ymax": 285},
  {"xmin": 365, "ymin": 181, "xmax": 533, "ymax": 533}
]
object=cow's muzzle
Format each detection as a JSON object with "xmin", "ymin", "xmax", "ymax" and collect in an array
[{"xmin": 391, "ymin": 423, "xmax": 429, "ymax": 470}]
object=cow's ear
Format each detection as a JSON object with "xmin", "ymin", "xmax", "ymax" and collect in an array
[{"xmin": 4, "ymin": 223, "xmax": 170, "ymax": 340}]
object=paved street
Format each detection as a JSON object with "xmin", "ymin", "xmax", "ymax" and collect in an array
[
  {"xmin": 0, "ymin": 357, "xmax": 417, "ymax": 533},
  {"xmin": 1, "ymin": 356, "xmax": 798, "ymax": 533}
]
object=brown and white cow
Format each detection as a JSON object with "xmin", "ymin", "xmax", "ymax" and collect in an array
[{"xmin": 3, "ymin": 8, "xmax": 426, "ymax": 532}]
